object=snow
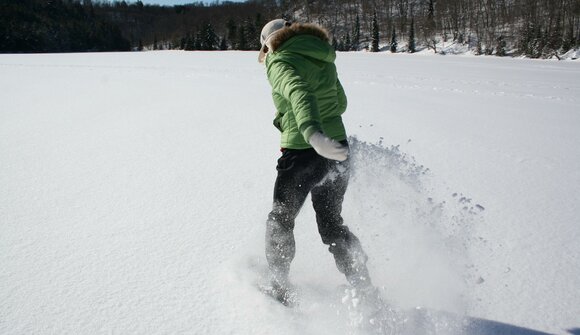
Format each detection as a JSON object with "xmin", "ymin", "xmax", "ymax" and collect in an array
[
  {"xmin": 1, "ymin": 51, "xmax": 579, "ymax": 335},
  {"xmin": 561, "ymin": 48, "xmax": 580, "ymax": 61}
]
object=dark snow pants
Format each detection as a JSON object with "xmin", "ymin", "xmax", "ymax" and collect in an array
[{"xmin": 265, "ymin": 143, "xmax": 371, "ymax": 288}]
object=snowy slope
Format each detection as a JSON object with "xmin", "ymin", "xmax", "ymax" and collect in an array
[{"xmin": 0, "ymin": 51, "xmax": 578, "ymax": 335}]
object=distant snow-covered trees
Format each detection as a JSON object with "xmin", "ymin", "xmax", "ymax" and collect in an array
[
  {"xmin": 0, "ymin": 0, "xmax": 130, "ymax": 53},
  {"xmin": 2, "ymin": 0, "xmax": 578, "ymax": 58},
  {"xmin": 271, "ymin": 0, "xmax": 578, "ymax": 58}
]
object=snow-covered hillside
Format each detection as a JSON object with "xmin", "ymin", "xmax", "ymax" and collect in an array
[{"xmin": 1, "ymin": 51, "xmax": 578, "ymax": 335}]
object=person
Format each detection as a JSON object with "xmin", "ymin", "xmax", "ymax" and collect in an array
[{"xmin": 259, "ymin": 19, "xmax": 373, "ymax": 305}]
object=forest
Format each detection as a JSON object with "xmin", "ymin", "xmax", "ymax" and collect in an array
[{"xmin": 1, "ymin": 0, "xmax": 578, "ymax": 58}]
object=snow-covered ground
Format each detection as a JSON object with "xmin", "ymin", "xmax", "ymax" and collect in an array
[{"xmin": 1, "ymin": 51, "xmax": 578, "ymax": 335}]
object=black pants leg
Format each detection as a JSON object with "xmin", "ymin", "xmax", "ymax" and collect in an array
[
  {"xmin": 265, "ymin": 146, "xmax": 371, "ymax": 288},
  {"xmin": 311, "ymin": 164, "xmax": 372, "ymax": 288}
]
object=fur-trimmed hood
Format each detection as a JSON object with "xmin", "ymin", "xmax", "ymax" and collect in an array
[
  {"xmin": 262, "ymin": 23, "xmax": 335, "ymax": 64},
  {"xmin": 267, "ymin": 23, "xmax": 331, "ymax": 52}
]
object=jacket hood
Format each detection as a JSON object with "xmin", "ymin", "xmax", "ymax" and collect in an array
[{"xmin": 267, "ymin": 23, "xmax": 335, "ymax": 63}]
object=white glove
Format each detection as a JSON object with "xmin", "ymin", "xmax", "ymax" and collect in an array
[{"xmin": 308, "ymin": 132, "xmax": 349, "ymax": 161}]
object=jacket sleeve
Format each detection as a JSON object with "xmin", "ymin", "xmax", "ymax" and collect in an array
[
  {"xmin": 267, "ymin": 60, "xmax": 322, "ymax": 142},
  {"xmin": 337, "ymin": 79, "xmax": 348, "ymax": 114}
]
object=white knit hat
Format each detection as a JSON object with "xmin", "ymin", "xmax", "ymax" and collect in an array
[{"xmin": 258, "ymin": 19, "xmax": 291, "ymax": 63}]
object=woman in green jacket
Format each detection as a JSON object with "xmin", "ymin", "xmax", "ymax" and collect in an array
[{"xmin": 259, "ymin": 19, "xmax": 373, "ymax": 305}]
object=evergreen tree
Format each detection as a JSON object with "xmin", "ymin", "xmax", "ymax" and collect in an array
[
  {"xmin": 220, "ymin": 36, "xmax": 228, "ymax": 51},
  {"xmin": 424, "ymin": 0, "xmax": 437, "ymax": 53},
  {"xmin": 332, "ymin": 37, "xmax": 338, "ymax": 50},
  {"xmin": 562, "ymin": 24, "xmax": 576, "ymax": 52},
  {"xmin": 476, "ymin": 40, "xmax": 483, "ymax": 55},
  {"xmin": 195, "ymin": 31, "xmax": 202, "ymax": 50},
  {"xmin": 201, "ymin": 23, "xmax": 218, "ymax": 50},
  {"xmin": 245, "ymin": 16, "xmax": 260, "ymax": 50},
  {"xmin": 496, "ymin": 35, "xmax": 507, "ymax": 56},
  {"xmin": 371, "ymin": 12, "xmax": 379, "ymax": 52},
  {"xmin": 408, "ymin": 18, "xmax": 416, "ymax": 53},
  {"xmin": 536, "ymin": 28, "xmax": 548, "ymax": 58},
  {"xmin": 345, "ymin": 32, "xmax": 351, "ymax": 51},
  {"xmin": 226, "ymin": 18, "xmax": 237, "ymax": 49},
  {"xmin": 238, "ymin": 25, "xmax": 247, "ymax": 50},
  {"xmin": 184, "ymin": 33, "xmax": 195, "ymax": 51},
  {"xmin": 390, "ymin": 27, "xmax": 398, "ymax": 53},
  {"xmin": 254, "ymin": 13, "xmax": 265, "ymax": 39},
  {"xmin": 352, "ymin": 15, "xmax": 361, "ymax": 51},
  {"xmin": 546, "ymin": 16, "xmax": 564, "ymax": 56},
  {"xmin": 337, "ymin": 39, "xmax": 345, "ymax": 51}
]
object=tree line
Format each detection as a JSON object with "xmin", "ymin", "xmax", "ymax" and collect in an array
[
  {"xmin": 1, "ymin": 0, "xmax": 578, "ymax": 58},
  {"xmin": 279, "ymin": 0, "xmax": 579, "ymax": 57},
  {"xmin": 0, "ymin": 0, "xmax": 130, "ymax": 52}
]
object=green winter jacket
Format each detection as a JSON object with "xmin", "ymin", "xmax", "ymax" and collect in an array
[{"xmin": 265, "ymin": 24, "xmax": 347, "ymax": 149}]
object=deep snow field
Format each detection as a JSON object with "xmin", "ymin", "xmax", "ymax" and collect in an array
[{"xmin": 1, "ymin": 51, "xmax": 579, "ymax": 335}]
